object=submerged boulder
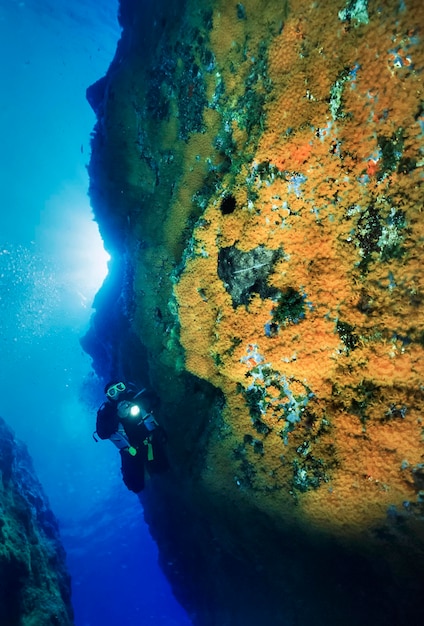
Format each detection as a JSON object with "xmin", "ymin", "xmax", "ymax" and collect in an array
[
  {"xmin": 85, "ymin": 0, "xmax": 424, "ymax": 624},
  {"xmin": 0, "ymin": 417, "xmax": 74, "ymax": 626}
]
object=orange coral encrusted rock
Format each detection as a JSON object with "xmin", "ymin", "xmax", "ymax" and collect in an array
[
  {"xmin": 87, "ymin": 0, "xmax": 424, "ymax": 621},
  {"xmin": 173, "ymin": 0, "xmax": 424, "ymax": 545}
]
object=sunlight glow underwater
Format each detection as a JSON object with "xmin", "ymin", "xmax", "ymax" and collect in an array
[
  {"xmin": 39, "ymin": 183, "xmax": 111, "ymax": 309},
  {"xmin": 64, "ymin": 209, "xmax": 111, "ymax": 305},
  {"xmin": 0, "ymin": 188, "xmax": 110, "ymax": 342}
]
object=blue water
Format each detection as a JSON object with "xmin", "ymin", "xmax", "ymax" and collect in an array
[{"xmin": 0, "ymin": 1, "xmax": 191, "ymax": 624}]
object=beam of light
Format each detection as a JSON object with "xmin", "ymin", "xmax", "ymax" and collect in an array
[
  {"xmin": 61, "ymin": 207, "xmax": 111, "ymax": 307},
  {"xmin": 38, "ymin": 176, "xmax": 111, "ymax": 312}
]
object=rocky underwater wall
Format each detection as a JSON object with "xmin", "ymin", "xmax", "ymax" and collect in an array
[
  {"xmin": 86, "ymin": 0, "xmax": 424, "ymax": 624},
  {"xmin": 0, "ymin": 417, "xmax": 74, "ymax": 626}
]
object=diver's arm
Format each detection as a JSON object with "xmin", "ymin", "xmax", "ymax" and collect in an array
[{"xmin": 109, "ymin": 429, "xmax": 131, "ymax": 451}]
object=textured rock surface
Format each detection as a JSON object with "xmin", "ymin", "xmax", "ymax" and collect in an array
[
  {"xmin": 0, "ymin": 417, "xmax": 74, "ymax": 626},
  {"xmin": 86, "ymin": 0, "xmax": 424, "ymax": 624}
]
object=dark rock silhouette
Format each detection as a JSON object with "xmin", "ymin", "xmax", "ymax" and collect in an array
[{"xmin": 0, "ymin": 417, "xmax": 74, "ymax": 626}]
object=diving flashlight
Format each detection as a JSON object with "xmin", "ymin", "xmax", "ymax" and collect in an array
[
  {"xmin": 129, "ymin": 404, "xmax": 141, "ymax": 418},
  {"xmin": 117, "ymin": 400, "xmax": 142, "ymax": 420}
]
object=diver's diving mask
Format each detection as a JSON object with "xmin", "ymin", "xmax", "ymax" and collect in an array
[{"xmin": 106, "ymin": 382, "xmax": 126, "ymax": 399}]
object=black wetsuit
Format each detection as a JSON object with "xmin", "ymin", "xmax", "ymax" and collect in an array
[{"xmin": 96, "ymin": 388, "xmax": 168, "ymax": 493}]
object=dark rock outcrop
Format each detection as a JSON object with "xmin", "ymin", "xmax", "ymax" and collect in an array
[{"xmin": 0, "ymin": 417, "xmax": 74, "ymax": 626}]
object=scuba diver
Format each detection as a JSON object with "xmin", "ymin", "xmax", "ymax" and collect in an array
[{"xmin": 95, "ymin": 381, "xmax": 169, "ymax": 493}]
